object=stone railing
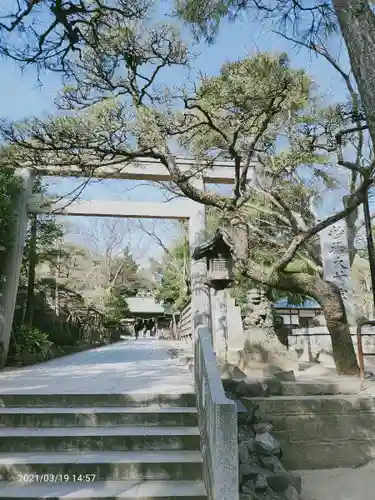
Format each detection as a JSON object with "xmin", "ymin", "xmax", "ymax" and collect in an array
[
  {"xmin": 195, "ymin": 324, "xmax": 239, "ymax": 500},
  {"xmin": 288, "ymin": 326, "xmax": 375, "ymax": 370},
  {"xmin": 178, "ymin": 300, "xmax": 193, "ymax": 341}
]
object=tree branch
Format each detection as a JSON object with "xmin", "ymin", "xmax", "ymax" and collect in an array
[{"xmin": 269, "ymin": 175, "xmax": 373, "ymax": 274}]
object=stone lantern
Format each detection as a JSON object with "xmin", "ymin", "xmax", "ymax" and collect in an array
[{"xmin": 192, "ymin": 229, "xmax": 234, "ymax": 290}]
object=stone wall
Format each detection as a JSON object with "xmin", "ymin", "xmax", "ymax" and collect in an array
[
  {"xmin": 250, "ymin": 394, "xmax": 375, "ymax": 470},
  {"xmin": 225, "ymin": 379, "xmax": 304, "ymax": 499},
  {"xmin": 225, "ymin": 376, "xmax": 375, "ymax": 471}
]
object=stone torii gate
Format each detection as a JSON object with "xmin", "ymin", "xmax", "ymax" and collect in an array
[{"xmin": 0, "ymin": 158, "xmax": 243, "ymax": 367}]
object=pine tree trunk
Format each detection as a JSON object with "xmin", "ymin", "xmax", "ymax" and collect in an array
[
  {"xmin": 266, "ymin": 271, "xmax": 359, "ymax": 375},
  {"xmin": 309, "ymin": 278, "xmax": 359, "ymax": 375},
  {"xmin": 228, "ymin": 219, "xmax": 359, "ymax": 374},
  {"xmin": 333, "ymin": 0, "xmax": 375, "ymax": 146}
]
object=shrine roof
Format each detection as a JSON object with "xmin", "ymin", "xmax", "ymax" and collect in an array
[
  {"xmin": 192, "ymin": 228, "xmax": 232, "ymax": 260},
  {"xmin": 273, "ymin": 298, "xmax": 321, "ymax": 309}
]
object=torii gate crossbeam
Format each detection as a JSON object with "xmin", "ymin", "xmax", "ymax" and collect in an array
[
  {"xmin": 34, "ymin": 157, "xmax": 253, "ymax": 184},
  {"xmin": 28, "ymin": 198, "xmax": 193, "ymax": 219}
]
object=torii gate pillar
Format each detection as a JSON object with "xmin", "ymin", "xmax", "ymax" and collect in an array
[
  {"xmin": 0, "ymin": 168, "xmax": 35, "ymax": 368},
  {"xmin": 188, "ymin": 178, "xmax": 211, "ymax": 338}
]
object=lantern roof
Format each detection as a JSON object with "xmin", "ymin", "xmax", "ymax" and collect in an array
[{"xmin": 192, "ymin": 228, "xmax": 233, "ymax": 260}]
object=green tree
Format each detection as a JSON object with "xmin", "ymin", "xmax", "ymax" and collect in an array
[
  {"xmin": 74, "ymin": 218, "xmax": 153, "ymax": 305},
  {"xmin": 109, "ymin": 247, "xmax": 149, "ymax": 298},
  {"xmin": 0, "ymin": 17, "xmax": 369, "ymax": 374},
  {"xmin": 0, "ymin": 0, "xmax": 150, "ymax": 71},
  {"xmin": 2, "ymin": 1, "xmax": 375, "ymax": 159},
  {"xmin": 20, "ymin": 178, "xmax": 64, "ymax": 326},
  {"xmin": 153, "ymin": 239, "xmax": 191, "ymax": 311},
  {"xmin": 0, "ymin": 169, "xmax": 20, "ymax": 282},
  {"xmin": 103, "ymin": 293, "xmax": 129, "ymax": 330},
  {"xmin": 22, "ymin": 216, "xmax": 65, "ymax": 324},
  {"xmin": 177, "ymin": 0, "xmax": 375, "ymax": 154}
]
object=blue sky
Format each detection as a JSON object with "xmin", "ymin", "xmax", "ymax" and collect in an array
[{"xmin": 0, "ymin": 8, "xmax": 353, "ymax": 264}]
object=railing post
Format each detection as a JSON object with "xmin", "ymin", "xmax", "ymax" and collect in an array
[
  {"xmin": 356, "ymin": 319, "xmax": 375, "ymax": 386},
  {"xmin": 195, "ymin": 324, "xmax": 239, "ymax": 500},
  {"xmin": 211, "ymin": 403, "xmax": 239, "ymax": 498}
]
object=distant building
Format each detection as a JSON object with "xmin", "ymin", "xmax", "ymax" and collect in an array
[
  {"xmin": 125, "ymin": 295, "xmax": 322, "ymax": 333},
  {"xmin": 126, "ymin": 297, "xmax": 173, "ymax": 317},
  {"xmin": 124, "ymin": 296, "xmax": 176, "ymax": 335},
  {"xmin": 272, "ymin": 298, "xmax": 322, "ymax": 327}
]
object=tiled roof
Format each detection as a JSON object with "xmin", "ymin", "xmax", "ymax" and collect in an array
[
  {"xmin": 273, "ymin": 298, "xmax": 321, "ymax": 309},
  {"xmin": 126, "ymin": 297, "xmax": 170, "ymax": 314}
]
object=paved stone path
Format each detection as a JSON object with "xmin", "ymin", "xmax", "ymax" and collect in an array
[
  {"xmin": 299, "ymin": 460, "xmax": 375, "ymax": 500},
  {"xmin": 0, "ymin": 340, "xmax": 195, "ymax": 395}
]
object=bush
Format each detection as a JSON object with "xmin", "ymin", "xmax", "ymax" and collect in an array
[
  {"xmin": 9, "ymin": 325, "xmax": 53, "ymax": 365},
  {"xmin": 46, "ymin": 327, "xmax": 79, "ymax": 346}
]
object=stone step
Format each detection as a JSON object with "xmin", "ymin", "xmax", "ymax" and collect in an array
[
  {"xmin": 0, "ymin": 427, "xmax": 201, "ymax": 453},
  {"xmin": 0, "ymin": 407, "xmax": 198, "ymax": 428},
  {"xmin": 281, "ymin": 440, "xmax": 375, "ymax": 470},
  {"xmin": 280, "ymin": 380, "xmax": 363, "ymax": 396},
  {"xmin": 0, "ymin": 451, "xmax": 203, "ymax": 481},
  {"xmin": 0, "ymin": 394, "xmax": 196, "ymax": 408},
  {"xmin": 0, "ymin": 480, "xmax": 207, "ymax": 499},
  {"xmin": 247, "ymin": 394, "xmax": 375, "ymax": 415}
]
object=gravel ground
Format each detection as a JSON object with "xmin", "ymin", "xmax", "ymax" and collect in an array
[{"xmin": 299, "ymin": 461, "xmax": 375, "ymax": 500}]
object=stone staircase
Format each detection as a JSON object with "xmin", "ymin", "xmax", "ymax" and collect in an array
[{"xmin": 0, "ymin": 393, "xmax": 207, "ymax": 499}]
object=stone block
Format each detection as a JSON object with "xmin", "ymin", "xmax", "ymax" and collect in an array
[
  {"xmin": 0, "ymin": 428, "xmax": 201, "ymax": 453},
  {"xmin": 250, "ymin": 396, "xmax": 375, "ymax": 416},
  {"xmin": 281, "ymin": 441, "xmax": 375, "ymax": 469},
  {"xmin": 339, "ymin": 397, "xmax": 375, "ymax": 413},
  {"xmin": 316, "ymin": 350, "xmax": 336, "ymax": 367},
  {"xmin": 254, "ymin": 431, "xmax": 281, "ymax": 455},
  {"xmin": 261, "ymin": 377, "xmax": 283, "ymax": 396},
  {"xmin": 347, "ymin": 412, "xmax": 375, "ymax": 440},
  {"xmin": 235, "ymin": 379, "xmax": 264, "ymax": 397},
  {"xmin": 280, "ymin": 381, "xmax": 360, "ymax": 396},
  {"xmin": 264, "ymin": 368, "xmax": 295, "ymax": 382},
  {"xmin": 240, "ymin": 493, "xmax": 254, "ymax": 500},
  {"xmin": 0, "ymin": 408, "xmax": 199, "ymax": 429},
  {"xmin": 220, "ymin": 363, "xmax": 247, "ymax": 380},
  {"xmin": 238, "ymin": 424, "xmax": 255, "ymax": 441},
  {"xmin": 271, "ymin": 431, "xmax": 288, "ymax": 448},
  {"xmin": 0, "ymin": 456, "xmax": 204, "ymax": 482},
  {"xmin": 232, "ymin": 328, "xmax": 299, "ymax": 372},
  {"xmin": 0, "ymin": 393, "xmax": 197, "ymax": 408},
  {"xmin": 253, "ymin": 423, "xmax": 273, "ymax": 434},
  {"xmin": 222, "ymin": 378, "xmax": 241, "ymax": 393},
  {"xmin": 313, "ymin": 412, "xmax": 375, "ymax": 441},
  {"xmin": 287, "ymin": 416, "xmax": 320, "ymax": 443},
  {"xmin": 249, "ymin": 398, "xmax": 310, "ymax": 416},
  {"xmin": 317, "ymin": 413, "xmax": 351, "ymax": 441},
  {"xmin": 266, "ymin": 417, "xmax": 288, "ymax": 433},
  {"xmin": 284, "ymin": 485, "xmax": 302, "ymax": 500},
  {"xmin": 266, "ymin": 473, "xmax": 294, "ymax": 493},
  {"xmin": 240, "ymin": 463, "xmax": 263, "ymax": 479}
]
